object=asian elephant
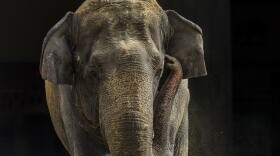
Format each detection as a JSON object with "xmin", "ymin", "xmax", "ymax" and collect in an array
[{"xmin": 40, "ymin": 0, "xmax": 206, "ymax": 155}]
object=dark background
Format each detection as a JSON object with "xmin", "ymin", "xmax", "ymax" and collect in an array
[
  {"xmin": 0, "ymin": 0, "xmax": 279, "ymax": 155},
  {"xmin": 232, "ymin": 0, "xmax": 280, "ymax": 155}
]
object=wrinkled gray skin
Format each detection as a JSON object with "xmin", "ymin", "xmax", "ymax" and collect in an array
[{"xmin": 40, "ymin": 0, "xmax": 206, "ymax": 156}]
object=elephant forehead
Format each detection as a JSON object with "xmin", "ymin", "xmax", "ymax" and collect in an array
[{"xmin": 78, "ymin": 1, "xmax": 163, "ymax": 40}]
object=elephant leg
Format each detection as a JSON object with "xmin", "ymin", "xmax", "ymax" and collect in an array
[
  {"xmin": 169, "ymin": 79, "xmax": 190, "ymax": 155},
  {"xmin": 174, "ymin": 109, "xmax": 189, "ymax": 156}
]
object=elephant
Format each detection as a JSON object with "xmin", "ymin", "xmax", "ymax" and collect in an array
[{"xmin": 40, "ymin": 0, "xmax": 206, "ymax": 155}]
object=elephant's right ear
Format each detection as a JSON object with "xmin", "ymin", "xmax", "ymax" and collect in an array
[{"xmin": 40, "ymin": 12, "xmax": 74, "ymax": 85}]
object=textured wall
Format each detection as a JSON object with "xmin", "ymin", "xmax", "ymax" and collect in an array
[{"xmin": 158, "ymin": 0, "xmax": 232, "ymax": 155}]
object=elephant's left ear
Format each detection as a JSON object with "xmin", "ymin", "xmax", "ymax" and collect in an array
[{"xmin": 166, "ymin": 10, "xmax": 207, "ymax": 79}]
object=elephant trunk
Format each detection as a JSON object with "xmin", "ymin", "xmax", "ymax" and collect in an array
[
  {"xmin": 99, "ymin": 70, "xmax": 154, "ymax": 156},
  {"xmin": 153, "ymin": 55, "xmax": 183, "ymax": 153}
]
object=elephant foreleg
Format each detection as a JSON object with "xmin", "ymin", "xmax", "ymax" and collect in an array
[
  {"xmin": 173, "ymin": 80, "xmax": 190, "ymax": 156},
  {"xmin": 170, "ymin": 79, "xmax": 190, "ymax": 156},
  {"xmin": 174, "ymin": 110, "xmax": 189, "ymax": 156}
]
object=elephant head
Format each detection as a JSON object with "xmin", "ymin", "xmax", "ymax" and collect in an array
[{"xmin": 40, "ymin": 0, "xmax": 206, "ymax": 155}]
